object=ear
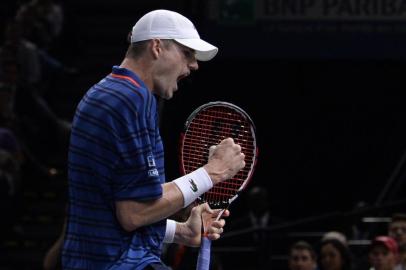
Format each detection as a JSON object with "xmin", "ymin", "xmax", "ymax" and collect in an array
[{"xmin": 150, "ymin": 39, "xmax": 162, "ymax": 59}]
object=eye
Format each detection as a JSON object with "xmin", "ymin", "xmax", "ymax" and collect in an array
[{"xmin": 181, "ymin": 49, "xmax": 195, "ymax": 60}]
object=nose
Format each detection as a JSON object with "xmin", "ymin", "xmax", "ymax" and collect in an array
[{"xmin": 189, "ymin": 59, "xmax": 198, "ymax": 71}]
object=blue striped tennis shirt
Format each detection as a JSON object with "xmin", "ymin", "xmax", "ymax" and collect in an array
[{"xmin": 62, "ymin": 66, "xmax": 166, "ymax": 269}]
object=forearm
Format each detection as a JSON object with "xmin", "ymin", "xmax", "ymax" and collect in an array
[
  {"xmin": 115, "ymin": 182, "xmax": 184, "ymax": 231},
  {"xmin": 116, "ymin": 167, "xmax": 215, "ymax": 231}
]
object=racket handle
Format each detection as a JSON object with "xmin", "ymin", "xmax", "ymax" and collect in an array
[{"xmin": 196, "ymin": 237, "xmax": 211, "ymax": 270}]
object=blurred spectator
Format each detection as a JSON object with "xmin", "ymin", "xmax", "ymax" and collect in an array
[
  {"xmin": 319, "ymin": 232, "xmax": 352, "ymax": 270},
  {"xmin": 0, "ymin": 80, "xmax": 17, "ymax": 128},
  {"xmin": 1, "ymin": 19, "xmax": 76, "ymax": 90},
  {"xmin": 399, "ymin": 243, "xmax": 406, "ymax": 270},
  {"xmin": 288, "ymin": 241, "xmax": 318, "ymax": 270},
  {"xmin": 2, "ymin": 20, "xmax": 42, "ymax": 87},
  {"xmin": 322, "ymin": 231, "xmax": 348, "ymax": 246},
  {"xmin": 0, "ymin": 148, "xmax": 21, "ymax": 213},
  {"xmin": 368, "ymin": 236, "xmax": 399, "ymax": 270},
  {"xmin": 0, "ymin": 127, "xmax": 23, "ymax": 163},
  {"xmin": 0, "ymin": 127, "xmax": 23, "ymax": 236},
  {"xmin": 388, "ymin": 213, "xmax": 406, "ymax": 246},
  {"xmin": 0, "ymin": 24, "xmax": 19, "ymax": 127},
  {"xmin": 230, "ymin": 185, "xmax": 283, "ymax": 231},
  {"xmin": 15, "ymin": 0, "xmax": 64, "ymax": 49},
  {"xmin": 245, "ymin": 186, "xmax": 272, "ymax": 228},
  {"xmin": 350, "ymin": 201, "xmax": 370, "ymax": 241},
  {"xmin": 225, "ymin": 185, "xmax": 284, "ymax": 269},
  {"xmin": 0, "ymin": 19, "xmax": 71, "ymax": 160},
  {"xmin": 0, "ymin": 26, "xmax": 69, "ymax": 179},
  {"xmin": 0, "ymin": 149, "xmax": 21, "ymax": 199}
]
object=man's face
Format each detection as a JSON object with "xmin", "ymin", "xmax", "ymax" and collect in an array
[
  {"xmin": 369, "ymin": 245, "xmax": 397, "ymax": 270},
  {"xmin": 400, "ymin": 249, "xmax": 406, "ymax": 266},
  {"xmin": 152, "ymin": 40, "xmax": 198, "ymax": 100},
  {"xmin": 289, "ymin": 249, "xmax": 316, "ymax": 270},
  {"xmin": 320, "ymin": 243, "xmax": 343, "ymax": 270},
  {"xmin": 389, "ymin": 221, "xmax": 406, "ymax": 245}
]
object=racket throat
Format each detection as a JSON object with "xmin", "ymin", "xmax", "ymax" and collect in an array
[{"xmin": 197, "ymin": 198, "xmax": 229, "ymax": 209}]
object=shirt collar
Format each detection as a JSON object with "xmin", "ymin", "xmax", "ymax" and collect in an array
[{"xmin": 111, "ymin": 66, "xmax": 148, "ymax": 89}]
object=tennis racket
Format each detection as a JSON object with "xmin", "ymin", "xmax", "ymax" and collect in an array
[{"xmin": 179, "ymin": 101, "xmax": 258, "ymax": 270}]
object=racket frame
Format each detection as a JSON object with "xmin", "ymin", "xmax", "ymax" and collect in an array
[{"xmin": 179, "ymin": 101, "xmax": 258, "ymax": 209}]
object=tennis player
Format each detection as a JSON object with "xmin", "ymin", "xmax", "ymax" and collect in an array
[{"xmin": 62, "ymin": 9, "xmax": 245, "ymax": 270}]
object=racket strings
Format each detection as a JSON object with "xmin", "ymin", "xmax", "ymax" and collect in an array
[{"xmin": 182, "ymin": 106, "xmax": 256, "ymax": 205}]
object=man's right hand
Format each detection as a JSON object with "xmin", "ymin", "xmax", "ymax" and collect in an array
[{"xmin": 203, "ymin": 138, "xmax": 245, "ymax": 185}]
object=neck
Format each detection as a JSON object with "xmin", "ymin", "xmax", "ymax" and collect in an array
[{"xmin": 120, "ymin": 57, "xmax": 153, "ymax": 90}]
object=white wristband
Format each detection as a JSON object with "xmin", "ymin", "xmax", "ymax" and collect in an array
[
  {"xmin": 173, "ymin": 167, "xmax": 213, "ymax": 208},
  {"xmin": 163, "ymin": 219, "xmax": 176, "ymax": 243}
]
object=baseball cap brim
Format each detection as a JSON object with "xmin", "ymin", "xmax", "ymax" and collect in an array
[
  {"xmin": 175, "ymin": 38, "xmax": 218, "ymax": 61},
  {"xmin": 371, "ymin": 236, "xmax": 398, "ymax": 254}
]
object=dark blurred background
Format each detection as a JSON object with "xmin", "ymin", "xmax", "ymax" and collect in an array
[{"xmin": 1, "ymin": 0, "xmax": 406, "ymax": 269}]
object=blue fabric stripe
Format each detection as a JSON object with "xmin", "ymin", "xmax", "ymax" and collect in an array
[
  {"xmin": 75, "ymin": 106, "xmax": 154, "ymax": 144},
  {"xmin": 69, "ymin": 144, "xmax": 115, "ymax": 170},
  {"xmin": 62, "ymin": 250, "xmax": 117, "ymax": 261},
  {"xmin": 81, "ymin": 94, "xmax": 129, "ymax": 129},
  {"xmin": 105, "ymin": 76, "xmax": 144, "ymax": 100},
  {"xmin": 71, "ymin": 127, "xmax": 118, "ymax": 154},
  {"xmin": 68, "ymin": 217, "xmax": 117, "ymax": 229},
  {"xmin": 93, "ymin": 84, "xmax": 139, "ymax": 117},
  {"xmin": 66, "ymin": 232, "xmax": 124, "ymax": 245}
]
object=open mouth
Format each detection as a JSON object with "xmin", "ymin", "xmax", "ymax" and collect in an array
[{"xmin": 177, "ymin": 73, "xmax": 189, "ymax": 82}]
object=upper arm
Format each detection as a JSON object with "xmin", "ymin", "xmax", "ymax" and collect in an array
[{"xmin": 110, "ymin": 88, "xmax": 164, "ymax": 202}]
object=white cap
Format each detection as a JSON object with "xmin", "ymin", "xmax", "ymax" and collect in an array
[
  {"xmin": 130, "ymin": 9, "xmax": 218, "ymax": 61},
  {"xmin": 322, "ymin": 231, "xmax": 348, "ymax": 246}
]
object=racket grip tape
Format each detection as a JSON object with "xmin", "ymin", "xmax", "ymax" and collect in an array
[{"xmin": 196, "ymin": 237, "xmax": 212, "ymax": 270}]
